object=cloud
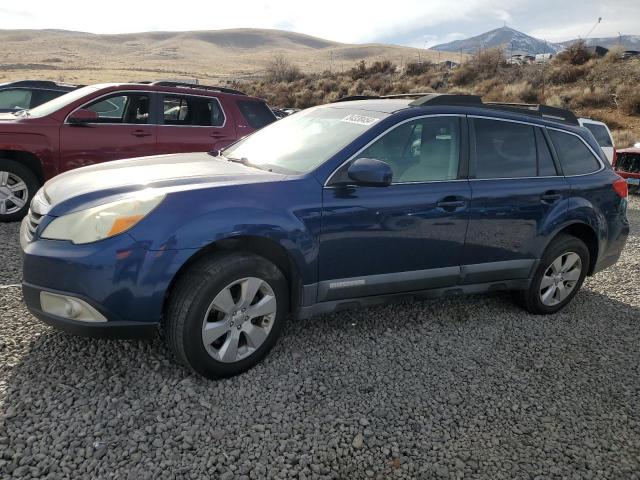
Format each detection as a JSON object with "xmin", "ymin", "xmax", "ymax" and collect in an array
[{"xmin": 0, "ymin": 0, "xmax": 638, "ymax": 47}]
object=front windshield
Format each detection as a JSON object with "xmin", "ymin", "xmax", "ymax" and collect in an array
[
  {"xmin": 222, "ymin": 106, "xmax": 387, "ymax": 173},
  {"xmin": 26, "ymin": 85, "xmax": 102, "ymax": 117}
]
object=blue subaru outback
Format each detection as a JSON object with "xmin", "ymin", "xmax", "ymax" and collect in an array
[{"xmin": 20, "ymin": 94, "xmax": 629, "ymax": 378}]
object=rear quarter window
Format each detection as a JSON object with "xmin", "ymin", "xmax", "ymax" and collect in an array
[
  {"xmin": 236, "ymin": 100, "xmax": 276, "ymax": 129},
  {"xmin": 548, "ymin": 130, "xmax": 601, "ymax": 176}
]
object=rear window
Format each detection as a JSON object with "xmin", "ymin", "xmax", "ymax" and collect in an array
[
  {"xmin": 548, "ymin": 130, "xmax": 601, "ymax": 176},
  {"xmin": 236, "ymin": 100, "xmax": 276, "ymax": 129},
  {"xmin": 582, "ymin": 123, "xmax": 613, "ymax": 147},
  {"xmin": 616, "ymin": 153, "xmax": 640, "ymax": 173},
  {"xmin": 472, "ymin": 118, "xmax": 537, "ymax": 178}
]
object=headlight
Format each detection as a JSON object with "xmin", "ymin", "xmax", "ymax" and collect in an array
[{"xmin": 41, "ymin": 192, "xmax": 165, "ymax": 244}]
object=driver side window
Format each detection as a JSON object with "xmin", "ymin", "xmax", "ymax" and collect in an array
[
  {"xmin": 359, "ymin": 116, "xmax": 461, "ymax": 183},
  {"xmin": 85, "ymin": 93, "xmax": 150, "ymax": 124}
]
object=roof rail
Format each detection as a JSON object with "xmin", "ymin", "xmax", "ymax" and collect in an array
[
  {"xmin": 483, "ymin": 102, "xmax": 579, "ymax": 125},
  {"xmin": 334, "ymin": 93, "xmax": 441, "ymax": 103},
  {"xmin": 149, "ymin": 81, "xmax": 247, "ymax": 96},
  {"xmin": 335, "ymin": 92, "xmax": 578, "ymax": 125}
]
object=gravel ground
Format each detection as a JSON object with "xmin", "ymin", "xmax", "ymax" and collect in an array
[{"xmin": 0, "ymin": 197, "xmax": 639, "ymax": 480}]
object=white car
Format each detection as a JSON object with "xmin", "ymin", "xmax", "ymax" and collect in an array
[{"xmin": 578, "ymin": 118, "xmax": 615, "ymax": 164}]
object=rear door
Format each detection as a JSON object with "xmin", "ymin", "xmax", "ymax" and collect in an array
[
  {"xmin": 156, "ymin": 93, "xmax": 236, "ymax": 154},
  {"xmin": 60, "ymin": 91, "xmax": 157, "ymax": 171},
  {"xmin": 463, "ymin": 117, "xmax": 570, "ymax": 282}
]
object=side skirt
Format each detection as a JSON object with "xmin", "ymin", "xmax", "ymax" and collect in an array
[{"xmin": 296, "ymin": 278, "xmax": 532, "ymax": 320}]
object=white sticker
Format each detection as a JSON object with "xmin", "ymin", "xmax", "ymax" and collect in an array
[{"xmin": 341, "ymin": 114, "xmax": 379, "ymax": 126}]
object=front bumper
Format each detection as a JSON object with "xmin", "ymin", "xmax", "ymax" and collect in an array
[
  {"xmin": 23, "ymin": 283, "xmax": 158, "ymax": 338},
  {"xmin": 21, "ymin": 226, "xmax": 196, "ymax": 338}
]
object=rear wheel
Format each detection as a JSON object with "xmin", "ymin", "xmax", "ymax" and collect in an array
[
  {"xmin": 0, "ymin": 159, "xmax": 39, "ymax": 222},
  {"xmin": 165, "ymin": 253, "xmax": 288, "ymax": 379},
  {"xmin": 517, "ymin": 234, "xmax": 589, "ymax": 314}
]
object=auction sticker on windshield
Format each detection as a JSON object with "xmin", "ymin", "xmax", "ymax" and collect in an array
[{"xmin": 341, "ymin": 114, "xmax": 379, "ymax": 126}]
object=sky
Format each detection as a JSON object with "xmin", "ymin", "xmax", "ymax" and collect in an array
[{"xmin": 1, "ymin": 0, "xmax": 638, "ymax": 47}]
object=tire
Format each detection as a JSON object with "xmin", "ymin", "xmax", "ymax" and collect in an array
[
  {"xmin": 516, "ymin": 234, "xmax": 589, "ymax": 315},
  {"xmin": 165, "ymin": 253, "xmax": 289, "ymax": 379},
  {"xmin": 0, "ymin": 159, "xmax": 39, "ymax": 222}
]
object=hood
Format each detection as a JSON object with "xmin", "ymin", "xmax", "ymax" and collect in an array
[{"xmin": 42, "ymin": 152, "xmax": 284, "ymax": 213}]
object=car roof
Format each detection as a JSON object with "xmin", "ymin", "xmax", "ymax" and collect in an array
[
  {"xmin": 329, "ymin": 99, "xmax": 413, "ymax": 114},
  {"xmin": 87, "ymin": 82, "xmax": 266, "ymax": 102},
  {"xmin": 0, "ymin": 80, "xmax": 80, "ymax": 90},
  {"xmin": 326, "ymin": 95, "xmax": 581, "ymax": 130}
]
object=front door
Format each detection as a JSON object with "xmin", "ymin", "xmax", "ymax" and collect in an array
[
  {"xmin": 318, "ymin": 115, "xmax": 471, "ymax": 302},
  {"xmin": 156, "ymin": 94, "xmax": 237, "ymax": 154},
  {"xmin": 463, "ymin": 117, "xmax": 571, "ymax": 283},
  {"xmin": 60, "ymin": 92, "xmax": 157, "ymax": 171}
]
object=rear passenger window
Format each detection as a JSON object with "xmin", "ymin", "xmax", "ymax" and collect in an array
[
  {"xmin": 162, "ymin": 95, "xmax": 224, "ymax": 127},
  {"xmin": 535, "ymin": 128, "xmax": 558, "ymax": 176},
  {"xmin": 236, "ymin": 101, "xmax": 276, "ymax": 129},
  {"xmin": 472, "ymin": 118, "xmax": 536, "ymax": 178},
  {"xmin": 548, "ymin": 130, "xmax": 601, "ymax": 176}
]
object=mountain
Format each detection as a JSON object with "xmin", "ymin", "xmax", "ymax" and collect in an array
[
  {"xmin": 561, "ymin": 35, "xmax": 640, "ymax": 51},
  {"xmin": 431, "ymin": 26, "xmax": 562, "ymax": 56},
  {"xmin": 0, "ymin": 28, "xmax": 460, "ymax": 85}
]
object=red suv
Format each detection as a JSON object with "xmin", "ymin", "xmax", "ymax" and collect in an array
[{"xmin": 0, "ymin": 81, "xmax": 276, "ymax": 221}]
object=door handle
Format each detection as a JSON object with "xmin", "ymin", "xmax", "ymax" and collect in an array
[
  {"xmin": 132, "ymin": 130, "xmax": 152, "ymax": 137},
  {"xmin": 436, "ymin": 196, "xmax": 467, "ymax": 210},
  {"xmin": 210, "ymin": 132, "xmax": 226, "ymax": 138},
  {"xmin": 541, "ymin": 191, "xmax": 562, "ymax": 204}
]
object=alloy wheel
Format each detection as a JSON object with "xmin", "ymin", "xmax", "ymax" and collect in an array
[
  {"xmin": 539, "ymin": 252, "xmax": 582, "ymax": 307},
  {"xmin": 0, "ymin": 171, "xmax": 28, "ymax": 215},
  {"xmin": 201, "ymin": 277, "xmax": 277, "ymax": 363}
]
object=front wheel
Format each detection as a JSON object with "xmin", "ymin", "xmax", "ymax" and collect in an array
[
  {"xmin": 516, "ymin": 234, "xmax": 589, "ymax": 315},
  {"xmin": 165, "ymin": 253, "xmax": 289, "ymax": 379}
]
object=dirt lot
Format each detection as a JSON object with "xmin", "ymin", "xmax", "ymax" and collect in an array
[{"xmin": 0, "ymin": 197, "xmax": 638, "ymax": 479}]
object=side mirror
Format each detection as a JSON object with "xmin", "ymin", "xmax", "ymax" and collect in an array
[
  {"xmin": 347, "ymin": 158, "xmax": 393, "ymax": 187},
  {"xmin": 68, "ymin": 109, "xmax": 99, "ymax": 124}
]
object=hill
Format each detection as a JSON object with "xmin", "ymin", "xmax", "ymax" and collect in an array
[
  {"xmin": 431, "ymin": 26, "xmax": 561, "ymax": 56},
  {"xmin": 0, "ymin": 28, "xmax": 459, "ymax": 84},
  {"xmin": 561, "ymin": 35, "xmax": 640, "ymax": 51}
]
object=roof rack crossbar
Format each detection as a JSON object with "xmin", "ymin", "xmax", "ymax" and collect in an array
[{"xmin": 149, "ymin": 81, "xmax": 247, "ymax": 96}]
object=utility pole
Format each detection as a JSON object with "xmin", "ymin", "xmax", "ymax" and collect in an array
[{"xmin": 585, "ymin": 17, "xmax": 602, "ymax": 39}]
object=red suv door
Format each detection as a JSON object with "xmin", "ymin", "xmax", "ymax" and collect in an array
[
  {"xmin": 156, "ymin": 93, "xmax": 237, "ymax": 154},
  {"xmin": 59, "ymin": 91, "xmax": 157, "ymax": 171}
]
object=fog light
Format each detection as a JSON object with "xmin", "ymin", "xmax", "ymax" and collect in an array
[{"xmin": 40, "ymin": 292, "xmax": 107, "ymax": 323}]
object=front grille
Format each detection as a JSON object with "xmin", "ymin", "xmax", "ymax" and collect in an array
[
  {"xmin": 24, "ymin": 208, "xmax": 43, "ymax": 242},
  {"xmin": 23, "ymin": 188, "xmax": 50, "ymax": 244}
]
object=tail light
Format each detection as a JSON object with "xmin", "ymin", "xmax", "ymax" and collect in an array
[{"xmin": 613, "ymin": 176, "xmax": 628, "ymax": 198}]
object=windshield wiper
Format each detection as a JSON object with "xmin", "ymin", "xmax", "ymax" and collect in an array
[
  {"xmin": 226, "ymin": 156, "xmax": 252, "ymax": 166},
  {"xmin": 12, "ymin": 109, "xmax": 30, "ymax": 117}
]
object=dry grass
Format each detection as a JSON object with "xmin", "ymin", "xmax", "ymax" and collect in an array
[{"xmin": 0, "ymin": 28, "xmax": 459, "ymax": 83}]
